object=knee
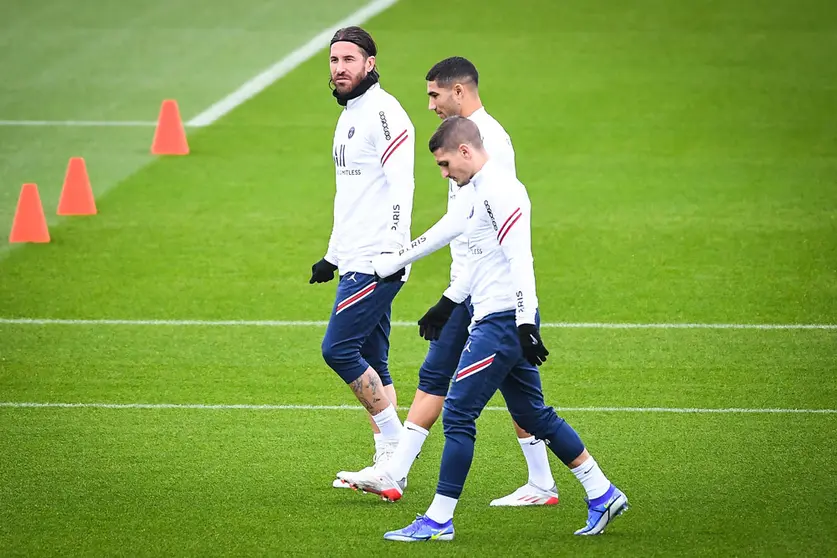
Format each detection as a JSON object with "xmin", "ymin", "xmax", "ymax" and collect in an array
[
  {"xmin": 376, "ymin": 367, "xmax": 393, "ymax": 386},
  {"xmin": 321, "ymin": 338, "xmax": 353, "ymax": 370},
  {"xmin": 418, "ymin": 372, "xmax": 449, "ymax": 397},
  {"xmin": 361, "ymin": 352, "xmax": 393, "ymax": 386},
  {"xmin": 442, "ymin": 402, "xmax": 476, "ymax": 440},
  {"xmin": 417, "ymin": 345, "xmax": 456, "ymax": 397}
]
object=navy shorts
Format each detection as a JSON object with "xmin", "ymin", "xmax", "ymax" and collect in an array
[
  {"xmin": 417, "ymin": 298, "xmax": 473, "ymax": 396},
  {"xmin": 320, "ymin": 272, "xmax": 403, "ymax": 385}
]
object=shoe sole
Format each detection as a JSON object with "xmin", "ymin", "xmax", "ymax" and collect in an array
[
  {"xmin": 346, "ymin": 480, "xmax": 403, "ymax": 502},
  {"xmin": 384, "ymin": 533, "xmax": 454, "ymax": 542},
  {"xmin": 490, "ymin": 496, "xmax": 559, "ymax": 507},
  {"xmin": 337, "ymin": 473, "xmax": 404, "ymax": 502},
  {"xmin": 575, "ymin": 493, "xmax": 629, "ymax": 536}
]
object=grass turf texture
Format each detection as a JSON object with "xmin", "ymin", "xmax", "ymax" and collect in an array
[{"xmin": 1, "ymin": 0, "xmax": 836, "ymax": 555}]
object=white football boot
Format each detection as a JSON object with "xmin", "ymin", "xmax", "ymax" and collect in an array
[
  {"xmin": 489, "ymin": 482, "xmax": 560, "ymax": 506},
  {"xmin": 333, "ymin": 477, "xmax": 352, "ymax": 489},
  {"xmin": 337, "ymin": 440, "xmax": 406, "ymax": 501},
  {"xmin": 334, "ymin": 440, "xmax": 399, "ymax": 490},
  {"xmin": 333, "ymin": 448, "xmax": 380, "ymax": 489}
]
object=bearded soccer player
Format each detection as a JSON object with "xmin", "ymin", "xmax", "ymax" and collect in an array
[
  {"xmin": 310, "ymin": 26, "xmax": 415, "ymax": 487},
  {"xmin": 383, "ymin": 117, "xmax": 628, "ymax": 541},
  {"xmin": 338, "ymin": 57, "xmax": 557, "ymax": 507}
]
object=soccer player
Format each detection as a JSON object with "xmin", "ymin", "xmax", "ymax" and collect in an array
[
  {"xmin": 338, "ymin": 57, "xmax": 558, "ymax": 506},
  {"xmin": 383, "ymin": 117, "xmax": 628, "ymax": 541},
  {"xmin": 310, "ymin": 26, "xmax": 415, "ymax": 487}
]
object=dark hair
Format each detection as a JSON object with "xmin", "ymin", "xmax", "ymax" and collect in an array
[
  {"xmin": 425, "ymin": 56, "xmax": 479, "ymax": 88},
  {"xmin": 329, "ymin": 26, "xmax": 380, "ymax": 93},
  {"xmin": 330, "ymin": 26, "xmax": 378, "ymax": 60},
  {"xmin": 428, "ymin": 116, "xmax": 483, "ymax": 153}
]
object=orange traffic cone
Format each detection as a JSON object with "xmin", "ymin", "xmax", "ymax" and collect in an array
[
  {"xmin": 151, "ymin": 99, "xmax": 189, "ymax": 155},
  {"xmin": 57, "ymin": 157, "xmax": 97, "ymax": 215},
  {"xmin": 10, "ymin": 184, "xmax": 50, "ymax": 243}
]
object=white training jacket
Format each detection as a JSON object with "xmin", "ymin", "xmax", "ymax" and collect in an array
[
  {"xmin": 325, "ymin": 83, "xmax": 415, "ymax": 278},
  {"xmin": 375, "ymin": 158, "xmax": 539, "ymax": 326}
]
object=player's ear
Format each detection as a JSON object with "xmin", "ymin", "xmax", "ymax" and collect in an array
[
  {"xmin": 365, "ymin": 55, "xmax": 376, "ymax": 72},
  {"xmin": 453, "ymin": 83, "xmax": 464, "ymax": 99}
]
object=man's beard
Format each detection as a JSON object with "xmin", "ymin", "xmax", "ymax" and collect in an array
[
  {"xmin": 334, "ymin": 71, "xmax": 366, "ymax": 94},
  {"xmin": 332, "ymin": 68, "xmax": 379, "ymax": 106}
]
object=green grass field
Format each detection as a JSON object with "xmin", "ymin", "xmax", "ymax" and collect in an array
[{"xmin": 1, "ymin": 0, "xmax": 836, "ymax": 555}]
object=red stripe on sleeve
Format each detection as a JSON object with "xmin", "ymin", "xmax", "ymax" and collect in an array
[
  {"xmin": 498, "ymin": 212, "xmax": 523, "ymax": 245},
  {"xmin": 381, "ymin": 134, "xmax": 409, "ymax": 166},
  {"xmin": 380, "ymin": 130, "xmax": 408, "ymax": 163}
]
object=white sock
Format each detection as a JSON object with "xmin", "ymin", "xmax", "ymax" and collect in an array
[
  {"xmin": 425, "ymin": 493, "xmax": 458, "ymax": 524},
  {"xmin": 373, "ymin": 432, "xmax": 384, "ymax": 454},
  {"xmin": 385, "ymin": 421, "xmax": 429, "ymax": 480},
  {"xmin": 518, "ymin": 436, "xmax": 555, "ymax": 489},
  {"xmin": 570, "ymin": 455, "xmax": 611, "ymax": 500},
  {"xmin": 371, "ymin": 404, "xmax": 402, "ymax": 441}
]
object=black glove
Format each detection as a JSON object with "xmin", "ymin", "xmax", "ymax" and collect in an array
[
  {"xmin": 374, "ymin": 267, "xmax": 405, "ymax": 283},
  {"xmin": 518, "ymin": 323, "xmax": 549, "ymax": 366},
  {"xmin": 417, "ymin": 296, "xmax": 457, "ymax": 341},
  {"xmin": 309, "ymin": 258, "xmax": 338, "ymax": 284}
]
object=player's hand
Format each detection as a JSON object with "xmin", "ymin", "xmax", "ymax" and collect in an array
[
  {"xmin": 309, "ymin": 258, "xmax": 338, "ymax": 284},
  {"xmin": 417, "ymin": 296, "xmax": 457, "ymax": 341},
  {"xmin": 371, "ymin": 253, "xmax": 405, "ymax": 283},
  {"xmin": 517, "ymin": 324, "xmax": 549, "ymax": 366},
  {"xmin": 374, "ymin": 268, "xmax": 405, "ymax": 282}
]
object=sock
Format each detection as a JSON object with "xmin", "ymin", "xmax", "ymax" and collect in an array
[
  {"xmin": 374, "ymin": 432, "xmax": 384, "ymax": 454},
  {"xmin": 570, "ymin": 455, "xmax": 611, "ymax": 500},
  {"xmin": 425, "ymin": 493, "xmax": 458, "ymax": 524},
  {"xmin": 518, "ymin": 436, "xmax": 555, "ymax": 489},
  {"xmin": 385, "ymin": 421, "xmax": 429, "ymax": 480},
  {"xmin": 371, "ymin": 404, "xmax": 403, "ymax": 441}
]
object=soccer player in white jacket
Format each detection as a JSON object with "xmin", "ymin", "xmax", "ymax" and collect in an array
[
  {"xmin": 309, "ymin": 26, "xmax": 415, "ymax": 486},
  {"xmin": 383, "ymin": 117, "xmax": 629, "ymax": 541},
  {"xmin": 339, "ymin": 57, "xmax": 557, "ymax": 506}
]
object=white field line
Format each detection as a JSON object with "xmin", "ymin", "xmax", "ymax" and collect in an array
[
  {"xmin": 0, "ymin": 402, "xmax": 834, "ymax": 414},
  {"xmin": 0, "ymin": 0, "xmax": 400, "ymax": 129},
  {"xmin": 0, "ymin": 120, "xmax": 161, "ymax": 127},
  {"xmin": 187, "ymin": 0, "xmax": 400, "ymax": 127},
  {"xmin": 0, "ymin": 318, "xmax": 835, "ymax": 330}
]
